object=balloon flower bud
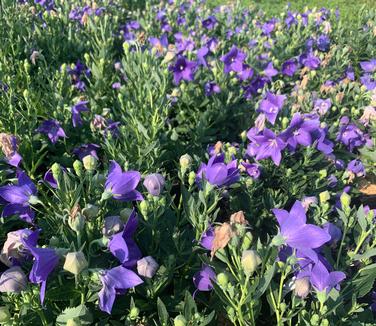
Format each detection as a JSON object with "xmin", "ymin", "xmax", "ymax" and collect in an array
[
  {"xmin": 51, "ymin": 162, "xmax": 61, "ymax": 181},
  {"xmin": 0, "ymin": 267, "xmax": 27, "ymax": 293},
  {"xmin": 82, "ymin": 155, "xmax": 97, "ymax": 172},
  {"xmin": 179, "ymin": 154, "xmax": 193, "ymax": 171},
  {"xmin": 68, "ymin": 212, "xmax": 85, "ymax": 233},
  {"xmin": 82, "ymin": 204, "xmax": 99, "ymax": 219},
  {"xmin": 217, "ymin": 272, "xmax": 229, "ymax": 287},
  {"xmin": 73, "ymin": 160, "xmax": 83, "ymax": 177},
  {"xmin": 137, "ymin": 256, "xmax": 159, "ymax": 278},
  {"xmin": 143, "ymin": 173, "xmax": 165, "ymax": 196},
  {"xmin": 294, "ymin": 277, "xmax": 310, "ymax": 298},
  {"xmin": 174, "ymin": 315, "xmax": 187, "ymax": 326},
  {"xmin": 242, "ymin": 232, "xmax": 253, "ymax": 250},
  {"xmin": 63, "ymin": 252, "xmax": 88, "ymax": 275},
  {"xmin": 340, "ymin": 192, "xmax": 351, "ymax": 208},
  {"xmin": 0, "ymin": 307, "xmax": 11, "ymax": 323},
  {"xmin": 139, "ymin": 200, "xmax": 149, "ymax": 218},
  {"xmin": 102, "ymin": 216, "xmax": 123, "ymax": 237},
  {"xmin": 188, "ymin": 171, "xmax": 196, "ymax": 186},
  {"xmin": 241, "ymin": 250, "xmax": 261, "ymax": 275}
]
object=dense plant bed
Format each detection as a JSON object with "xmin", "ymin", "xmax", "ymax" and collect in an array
[{"xmin": 0, "ymin": 0, "xmax": 375, "ymax": 325}]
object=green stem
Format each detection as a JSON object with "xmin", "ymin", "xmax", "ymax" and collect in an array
[{"xmin": 37, "ymin": 309, "xmax": 48, "ymax": 326}]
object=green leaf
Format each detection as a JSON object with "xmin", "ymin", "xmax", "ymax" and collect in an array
[
  {"xmin": 157, "ymin": 297, "xmax": 169, "ymax": 326},
  {"xmin": 55, "ymin": 305, "xmax": 93, "ymax": 325},
  {"xmin": 357, "ymin": 205, "xmax": 368, "ymax": 231},
  {"xmin": 255, "ymin": 262, "xmax": 276, "ymax": 299},
  {"xmin": 353, "ymin": 248, "xmax": 376, "ymax": 261},
  {"xmin": 183, "ymin": 291, "xmax": 197, "ymax": 320},
  {"xmin": 349, "ymin": 264, "xmax": 376, "ymax": 298}
]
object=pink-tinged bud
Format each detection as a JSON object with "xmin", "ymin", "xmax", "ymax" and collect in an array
[
  {"xmin": 0, "ymin": 267, "xmax": 27, "ymax": 293},
  {"xmin": 301, "ymin": 196, "xmax": 318, "ymax": 211},
  {"xmin": 0, "ymin": 231, "xmax": 25, "ymax": 266},
  {"xmin": 143, "ymin": 174, "xmax": 165, "ymax": 196},
  {"xmin": 137, "ymin": 256, "xmax": 159, "ymax": 278},
  {"xmin": 294, "ymin": 277, "xmax": 310, "ymax": 298},
  {"xmin": 103, "ymin": 216, "xmax": 123, "ymax": 237}
]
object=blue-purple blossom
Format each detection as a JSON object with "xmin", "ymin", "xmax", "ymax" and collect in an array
[
  {"xmin": 200, "ymin": 226, "xmax": 214, "ymax": 250},
  {"xmin": 241, "ymin": 162, "xmax": 261, "ymax": 179},
  {"xmin": 71, "ymin": 100, "xmax": 89, "ymax": 128},
  {"xmin": 313, "ymin": 99, "xmax": 331, "ymax": 116},
  {"xmin": 193, "ymin": 265, "xmax": 216, "ymax": 292},
  {"xmin": 282, "ymin": 58, "xmax": 298, "ymax": 77},
  {"xmin": 37, "ymin": 120, "xmax": 66, "ymax": 144},
  {"xmin": 347, "ymin": 159, "xmax": 365, "ymax": 177},
  {"xmin": 310, "ymin": 261, "xmax": 345, "ymax": 293},
  {"xmin": 169, "ymin": 56, "xmax": 196, "ymax": 85},
  {"xmin": 0, "ymin": 171, "xmax": 37, "ymax": 223},
  {"xmin": 196, "ymin": 154, "xmax": 239, "ymax": 187},
  {"xmin": 108, "ymin": 209, "xmax": 142, "ymax": 267},
  {"xmin": 104, "ymin": 161, "xmax": 143, "ymax": 201},
  {"xmin": 221, "ymin": 46, "xmax": 246, "ymax": 74},
  {"xmin": 21, "ymin": 230, "xmax": 59, "ymax": 304},
  {"xmin": 337, "ymin": 119, "xmax": 365, "ymax": 151},
  {"xmin": 98, "ymin": 265, "xmax": 143, "ymax": 314},
  {"xmin": 360, "ymin": 59, "xmax": 376, "ymax": 73},
  {"xmin": 272, "ymin": 201, "xmax": 331, "ymax": 249},
  {"xmin": 316, "ymin": 35, "xmax": 330, "ymax": 52},
  {"xmin": 73, "ymin": 143, "xmax": 100, "ymax": 160},
  {"xmin": 204, "ymin": 82, "xmax": 221, "ymax": 96},
  {"xmin": 247, "ymin": 128, "xmax": 287, "ymax": 166},
  {"xmin": 202, "ymin": 16, "xmax": 217, "ymax": 30},
  {"xmin": 258, "ymin": 92, "xmax": 286, "ymax": 125}
]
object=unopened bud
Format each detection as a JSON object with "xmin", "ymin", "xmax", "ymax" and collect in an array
[
  {"xmin": 68, "ymin": 209, "xmax": 85, "ymax": 233},
  {"xmin": 0, "ymin": 307, "xmax": 11, "ymax": 323},
  {"xmin": 241, "ymin": 250, "xmax": 261, "ymax": 275},
  {"xmin": 143, "ymin": 173, "xmax": 165, "ymax": 196},
  {"xmin": 129, "ymin": 307, "xmax": 139, "ymax": 320},
  {"xmin": 51, "ymin": 162, "xmax": 61, "ymax": 181},
  {"xmin": 340, "ymin": 192, "xmax": 351, "ymax": 208},
  {"xmin": 73, "ymin": 160, "xmax": 83, "ymax": 177},
  {"xmin": 294, "ymin": 277, "xmax": 310, "ymax": 298},
  {"xmin": 0, "ymin": 267, "xmax": 27, "ymax": 293},
  {"xmin": 319, "ymin": 191, "xmax": 330, "ymax": 203},
  {"xmin": 63, "ymin": 252, "xmax": 88, "ymax": 275},
  {"xmin": 174, "ymin": 315, "xmax": 187, "ymax": 326},
  {"xmin": 217, "ymin": 272, "xmax": 229, "ymax": 287},
  {"xmin": 82, "ymin": 204, "xmax": 99, "ymax": 218},
  {"xmin": 137, "ymin": 256, "xmax": 159, "ymax": 278},
  {"xmin": 179, "ymin": 154, "xmax": 193, "ymax": 171},
  {"xmin": 82, "ymin": 155, "xmax": 97, "ymax": 171},
  {"xmin": 139, "ymin": 200, "xmax": 149, "ymax": 218},
  {"xmin": 242, "ymin": 232, "xmax": 253, "ymax": 250},
  {"xmin": 188, "ymin": 171, "xmax": 196, "ymax": 186},
  {"xmin": 281, "ymin": 117, "xmax": 290, "ymax": 129}
]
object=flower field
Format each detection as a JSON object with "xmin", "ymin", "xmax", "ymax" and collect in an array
[{"xmin": 0, "ymin": 0, "xmax": 376, "ymax": 325}]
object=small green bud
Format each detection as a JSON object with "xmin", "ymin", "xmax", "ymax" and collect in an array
[
  {"xmin": 23, "ymin": 89, "xmax": 29, "ymax": 99},
  {"xmin": 0, "ymin": 307, "xmax": 10, "ymax": 323},
  {"xmin": 188, "ymin": 171, "xmax": 196, "ymax": 186},
  {"xmin": 174, "ymin": 315, "xmax": 187, "ymax": 326},
  {"xmin": 179, "ymin": 154, "xmax": 192, "ymax": 171},
  {"xmin": 63, "ymin": 252, "xmax": 88, "ymax": 275},
  {"xmin": 321, "ymin": 319, "xmax": 329, "ymax": 326},
  {"xmin": 286, "ymin": 168, "xmax": 292, "ymax": 177},
  {"xmin": 217, "ymin": 272, "xmax": 229, "ymax": 287},
  {"xmin": 281, "ymin": 117, "xmax": 290, "ymax": 129},
  {"xmin": 51, "ymin": 162, "xmax": 61, "ymax": 180},
  {"xmin": 139, "ymin": 200, "xmax": 149, "ymax": 218},
  {"xmin": 319, "ymin": 191, "xmax": 330, "ymax": 204},
  {"xmin": 84, "ymin": 53, "xmax": 90, "ymax": 63},
  {"xmin": 331, "ymin": 105, "xmax": 337, "ymax": 112},
  {"xmin": 245, "ymin": 178, "xmax": 254, "ymax": 187},
  {"xmin": 310, "ymin": 313, "xmax": 320, "ymax": 325},
  {"xmin": 242, "ymin": 232, "xmax": 253, "ymax": 250},
  {"xmin": 240, "ymin": 130, "xmax": 247, "ymax": 142},
  {"xmin": 68, "ymin": 213, "xmax": 85, "ymax": 233},
  {"xmin": 241, "ymin": 250, "xmax": 261, "ymax": 275},
  {"xmin": 73, "ymin": 160, "xmax": 83, "ymax": 177},
  {"xmin": 82, "ymin": 204, "xmax": 99, "ymax": 219},
  {"xmin": 123, "ymin": 42, "xmax": 130, "ymax": 54},
  {"xmin": 82, "ymin": 155, "xmax": 97, "ymax": 172},
  {"xmin": 129, "ymin": 307, "xmax": 139, "ymax": 320},
  {"xmin": 340, "ymin": 192, "xmax": 351, "ymax": 208}
]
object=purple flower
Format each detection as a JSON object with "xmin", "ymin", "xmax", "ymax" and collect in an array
[
  {"xmin": 169, "ymin": 56, "xmax": 196, "ymax": 85},
  {"xmin": 104, "ymin": 161, "xmax": 143, "ymax": 201},
  {"xmin": 196, "ymin": 154, "xmax": 239, "ymax": 187},
  {"xmin": 310, "ymin": 261, "xmax": 345, "ymax": 293},
  {"xmin": 221, "ymin": 46, "xmax": 246, "ymax": 74},
  {"xmin": 200, "ymin": 227, "xmax": 214, "ymax": 250},
  {"xmin": 241, "ymin": 162, "xmax": 261, "ymax": 179},
  {"xmin": 313, "ymin": 99, "xmax": 331, "ymax": 116},
  {"xmin": 108, "ymin": 209, "xmax": 142, "ymax": 267},
  {"xmin": 98, "ymin": 265, "xmax": 143, "ymax": 314},
  {"xmin": 347, "ymin": 159, "xmax": 365, "ymax": 177},
  {"xmin": 21, "ymin": 230, "xmax": 59, "ymax": 304},
  {"xmin": 272, "ymin": 201, "xmax": 331, "ymax": 249},
  {"xmin": 323, "ymin": 223, "xmax": 342, "ymax": 245},
  {"xmin": 360, "ymin": 74, "xmax": 376, "ymax": 91},
  {"xmin": 317, "ymin": 35, "xmax": 330, "ymax": 52},
  {"xmin": 258, "ymin": 92, "xmax": 286, "ymax": 125},
  {"xmin": 0, "ymin": 171, "xmax": 37, "ymax": 223},
  {"xmin": 280, "ymin": 113, "xmax": 320, "ymax": 151},
  {"xmin": 204, "ymin": 82, "xmax": 221, "ymax": 96},
  {"xmin": 37, "ymin": 120, "xmax": 66, "ymax": 144},
  {"xmin": 193, "ymin": 265, "xmax": 216, "ymax": 292},
  {"xmin": 337, "ymin": 121, "xmax": 365, "ymax": 151},
  {"xmin": 197, "ymin": 46, "xmax": 210, "ymax": 67},
  {"xmin": 247, "ymin": 128, "xmax": 286, "ymax": 166},
  {"xmin": 43, "ymin": 170, "xmax": 57, "ymax": 188},
  {"xmin": 202, "ymin": 16, "xmax": 217, "ymax": 30},
  {"xmin": 263, "ymin": 62, "xmax": 278, "ymax": 79},
  {"xmin": 282, "ymin": 58, "xmax": 298, "ymax": 77},
  {"xmin": 0, "ymin": 133, "xmax": 22, "ymax": 167},
  {"xmin": 73, "ymin": 143, "xmax": 100, "ymax": 160},
  {"xmin": 360, "ymin": 59, "xmax": 376, "ymax": 73},
  {"xmin": 71, "ymin": 100, "xmax": 89, "ymax": 128},
  {"xmin": 300, "ymin": 52, "xmax": 320, "ymax": 70}
]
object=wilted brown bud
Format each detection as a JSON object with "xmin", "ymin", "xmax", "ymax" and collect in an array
[
  {"xmin": 211, "ymin": 223, "xmax": 233, "ymax": 258},
  {"xmin": 30, "ymin": 51, "xmax": 40, "ymax": 65},
  {"xmin": 81, "ymin": 12, "xmax": 89, "ymax": 25},
  {"xmin": 230, "ymin": 211, "xmax": 247, "ymax": 225},
  {"xmin": 214, "ymin": 141, "xmax": 223, "ymax": 154},
  {"xmin": 0, "ymin": 133, "xmax": 18, "ymax": 158},
  {"xmin": 91, "ymin": 115, "xmax": 107, "ymax": 131}
]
